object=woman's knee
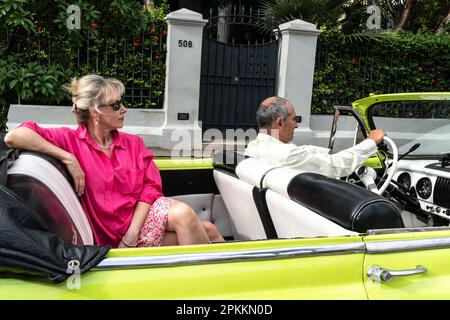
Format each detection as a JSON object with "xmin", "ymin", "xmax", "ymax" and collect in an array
[{"xmin": 168, "ymin": 201, "xmax": 199, "ymax": 228}]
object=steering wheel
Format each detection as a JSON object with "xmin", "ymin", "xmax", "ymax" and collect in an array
[
  {"xmin": 376, "ymin": 136, "xmax": 398, "ymax": 195},
  {"xmin": 356, "ymin": 136, "xmax": 398, "ymax": 195}
]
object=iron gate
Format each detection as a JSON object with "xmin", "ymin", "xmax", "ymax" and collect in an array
[{"xmin": 199, "ymin": 37, "xmax": 279, "ymax": 132}]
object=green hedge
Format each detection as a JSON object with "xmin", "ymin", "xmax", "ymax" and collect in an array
[
  {"xmin": 6, "ymin": 2, "xmax": 169, "ymax": 109},
  {"xmin": 312, "ymin": 29, "xmax": 450, "ymax": 114}
]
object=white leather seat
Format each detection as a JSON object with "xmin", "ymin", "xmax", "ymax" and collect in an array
[
  {"xmin": 213, "ymin": 170, "xmax": 267, "ymax": 240},
  {"xmin": 265, "ymin": 189, "xmax": 357, "ymax": 238},
  {"xmin": 236, "ymin": 158, "xmax": 357, "ymax": 238},
  {"xmin": 7, "ymin": 152, "xmax": 94, "ymax": 245}
]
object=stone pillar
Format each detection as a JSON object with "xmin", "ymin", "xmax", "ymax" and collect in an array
[
  {"xmin": 161, "ymin": 8, "xmax": 207, "ymax": 154},
  {"xmin": 276, "ymin": 19, "xmax": 321, "ymax": 144}
]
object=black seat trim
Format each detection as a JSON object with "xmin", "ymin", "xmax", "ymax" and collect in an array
[
  {"xmin": 252, "ymin": 187, "xmax": 278, "ymax": 239},
  {"xmin": 287, "ymin": 172, "xmax": 404, "ymax": 233}
]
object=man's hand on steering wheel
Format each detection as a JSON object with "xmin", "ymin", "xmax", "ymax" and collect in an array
[
  {"xmin": 367, "ymin": 129, "xmax": 385, "ymax": 145},
  {"xmin": 357, "ymin": 133, "xmax": 398, "ymax": 195}
]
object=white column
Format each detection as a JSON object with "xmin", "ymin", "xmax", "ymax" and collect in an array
[
  {"xmin": 276, "ymin": 19, "xmax": 321, "ymax": 144},
  {"xmin": 160, "ymin": 8, "xmax": 207, "ymax": 153}
]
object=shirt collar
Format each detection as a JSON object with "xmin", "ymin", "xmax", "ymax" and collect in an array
[
  {"xmin": 77, "ymin": 124, "xmax": 127, "ymax": 150},
  {"xmin": 256, "ymin": 132, "xmax": 284, "ymax": 144}
]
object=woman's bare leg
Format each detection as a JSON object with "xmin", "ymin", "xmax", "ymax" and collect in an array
[
  {"xmin": 164, "ymin": 201, "xmax": 210, "ymax": 245},
  {"xmin": 161, "ymin": 231, "xmax": 178, "ymax": 246},
  {"xmin": 201, "ymin": 221, "xmax": 224, "ymax": 242}
]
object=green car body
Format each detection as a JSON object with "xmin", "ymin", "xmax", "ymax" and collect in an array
[{"xmin": 1, "ymin": 92, "xmax": 450, "ymax": 300}]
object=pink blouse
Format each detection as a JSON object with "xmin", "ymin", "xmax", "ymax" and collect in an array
[{"xmin": 19, "ymin": 121, "xmax": 163, "ymax": 247}]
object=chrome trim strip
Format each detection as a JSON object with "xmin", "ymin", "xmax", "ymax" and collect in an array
[
  {"xmin": 95, "ymin": 236, "xmax": 450, "ymax": 270},
  {"xmin": 95, "ymin": 242, "xmax": 365, "ymax": 270},
  {"xmin": 366, "ymin": 237, "xmax": 450, "ymax": 254},
  {"xmin": 367, "ymin": 226, "xmax": 450, "ymax": 235}
]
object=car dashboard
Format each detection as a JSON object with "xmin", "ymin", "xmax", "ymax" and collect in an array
[{"xmin": 393, "ymin": 158, "xmax": 450, "ymax": 222}]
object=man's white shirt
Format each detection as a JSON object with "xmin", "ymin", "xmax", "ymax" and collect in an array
[{"xmin": 244, "ymin": 133, "xmax": 378, "ymax": 178}]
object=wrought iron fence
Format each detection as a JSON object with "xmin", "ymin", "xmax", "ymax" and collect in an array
[
  {"xmin": 8, "ymin": 28, "xmax": 167, "ymax": 108},
  {"xmin": 203, "ymin": 4, "xmax": 277, "ymax": 45}
]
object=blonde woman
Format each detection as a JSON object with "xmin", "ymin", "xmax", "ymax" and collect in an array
[{"xmin": 4, "ymin": 74, "xmax": 223, "ymax": 248}]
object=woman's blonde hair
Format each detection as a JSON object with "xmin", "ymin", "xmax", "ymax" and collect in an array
[{"xmin": 63, "ymin": 74, "xmax": 125, "ymax": 124}]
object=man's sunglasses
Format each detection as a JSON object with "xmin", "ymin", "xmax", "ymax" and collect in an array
[{"xmin": 102, "ymin": 97, "xmax": 124, "ymax": 111}]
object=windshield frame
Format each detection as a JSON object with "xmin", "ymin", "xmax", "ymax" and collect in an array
[{"xmin": 352, "ymin": 93, "xmax": 450, "ymax": 160}]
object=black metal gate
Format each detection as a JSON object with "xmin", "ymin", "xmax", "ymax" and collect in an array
[{"xmin": 199, "ymin": 37, "xmax": 279, "ymax": 132}]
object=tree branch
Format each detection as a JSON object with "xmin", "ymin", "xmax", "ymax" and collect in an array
[
  {"xmin": 395, "ymin": 0, "xmax": 416, "ymax": 32},
  {"xmin": 436, "ymin": 10, "xmax": 450, "ymax": 34}
]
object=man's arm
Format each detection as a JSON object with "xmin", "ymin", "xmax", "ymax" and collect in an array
[{"xmin": 283, "ymin": 130, "xmax": 385, "ymax": 178}]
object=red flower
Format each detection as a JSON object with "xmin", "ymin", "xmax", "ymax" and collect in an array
[
  {"xmin": 133, "ymin": 38, "xmax": 142, "ymax": 46},
  {"xmin": 162, "ymin": 30, "xmax": 168, "ymax": 37},
  {"xmin": 431, "ymin": 78, "xmax": 437, "ymax": 85},
  {"xmin": 153, "ymin": 35, "xmax": 160, "ymax": 41},
  {"xmin": 90, "ymin": 22, "xmax": 98, "ymax": 29},
  {"xmin": 351, "ymin": 58, "xmax": 358, "ymax": 65}
]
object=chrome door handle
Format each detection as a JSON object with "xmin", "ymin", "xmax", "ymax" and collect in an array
[{"xmin": 367, "ymin": 265, "xmax": 427, "ymax": 282}]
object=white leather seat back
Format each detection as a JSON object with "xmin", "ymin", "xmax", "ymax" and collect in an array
[
  {"xmin": 8, "ymin": 152, "xmax": 93, "ymax": 245},
  {"xmin": 235, "ymin": 158, "xmax": 276, "ymax": 187},
  {"xmin": 235, "ymin": 158, "xmax": 356, "ymax": 238},
  {"xmin": 213, "ymin": 170, "xmax": 267, "ymax": 240},
  {"xmin": 263, "ymin": 167, "xmax": 304, "ymax": 198},
  {"xmin": 265, "ymin": 190, "xmax": 357, "ymax": 238}
]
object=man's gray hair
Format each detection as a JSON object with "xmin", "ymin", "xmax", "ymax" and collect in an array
[{"xmin": 256, "ymin": 96, "xmax": 290, "ymax": 128}]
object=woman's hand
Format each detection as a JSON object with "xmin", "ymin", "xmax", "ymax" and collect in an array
[
  {"xmin": 62, "ymin": 153, "xmax": 85, "ymax": 196},
  {"xmin": 118, "ymin": 232, "xmax": 139, "ymax": 248},
  {"xmin": 118, "ymin": 201, "xmax": 151, "ymax": 248}
]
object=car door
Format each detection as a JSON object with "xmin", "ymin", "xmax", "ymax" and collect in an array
[
  {"xmin": 1, "ymin": 236, "xmax": 368, "ymax": 299},
  {"xmin": 363, "ymin": 229, "xmax": 450, "ymax": 299}
]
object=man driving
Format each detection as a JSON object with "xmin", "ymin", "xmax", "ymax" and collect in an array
[{"xmin": 244, "ymin": 96, "xmax": 385, "ymax": 178}]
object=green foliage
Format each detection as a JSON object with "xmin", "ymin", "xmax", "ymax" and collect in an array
[
  {"xmin": 0, "ymin": 57, "xmax": 67, "ymax": 101},
  {"xmin": 259, "ymin": 0, "xmax": 348, "ymax": 32},
  {"xmin": 312, "ymin": 29, "xmax": 450, "ymax": 114},
  {"xmin": 375, "ymin": 0, "xmax": 450, "ymax": 33},
  {"xmin": 0, "ymin": 0, "xmax": 169, "ymax": 131}
]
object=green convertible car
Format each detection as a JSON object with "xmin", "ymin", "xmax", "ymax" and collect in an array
[{"xmin": 0, "ymin": 92, "xmax": 449, "ymax": 300}]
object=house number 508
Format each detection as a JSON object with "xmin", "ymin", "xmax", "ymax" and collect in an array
[{"xmin": 178, "ymin": 40, "xmax": 193, "ymax": 48}]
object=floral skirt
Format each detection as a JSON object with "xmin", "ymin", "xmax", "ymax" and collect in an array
[{"xmin": 137, "ymin": 197, "xmax": 175, "ymax": 247}]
